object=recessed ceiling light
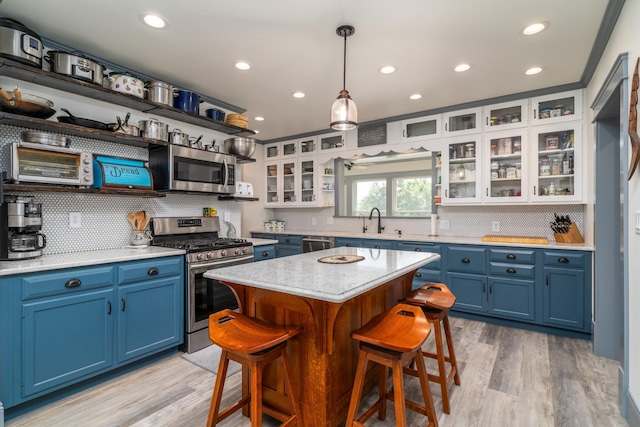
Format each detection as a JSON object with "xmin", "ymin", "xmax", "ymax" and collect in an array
[
  {"xmin": 454, "ymin": 64, "xmax": 471, "ymax": 72},
  {"xmin": 141, "ymin": 14, "xmax": 167, "ymax": 29},
  {"xmin": 255, "ymin": 116, "xmax": 265, "ymax": 121},
  {"xmin": 234, "ymin": 62, "xmax": 251, "ymax": 71},
  {"xmin": 380, "ymin": 65, "xmax": 396, "ymax": 74},
  {"xmin": 523, "ymin": 21, "xmax": 549, "ymax": 35},
  {"xmin": 292, "ymin": 91, "xmax": 305, "ymax": 99},
  {"xmin": 525, "ymin": 67, "xmax": 543, "ymax": 75},
  {"xmin": 409, "ymin": 94, "xmax": 422, "ymax": 100}
]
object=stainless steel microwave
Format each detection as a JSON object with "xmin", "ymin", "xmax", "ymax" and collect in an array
[
  {"xmin": 148, "ymin": 145, "xmax": 235, "ymax": 194},
  {"xmin": 6, "ymin": 142, "xmax": 94, "ymax": 186}
]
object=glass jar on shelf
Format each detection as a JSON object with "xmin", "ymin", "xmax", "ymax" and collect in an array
[{"xmin": 540, "ymin": 158, "xmax": 551, "ymax": 176}]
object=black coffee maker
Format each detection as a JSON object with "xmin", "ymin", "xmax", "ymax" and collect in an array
[{"xmin": 0, "ymin": 195, "xmax": 46, "ymax": 260}]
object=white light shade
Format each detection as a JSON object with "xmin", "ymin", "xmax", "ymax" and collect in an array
[{"xmin": 330, "ymin": 90, "xmax": 358, "ymax": 130}]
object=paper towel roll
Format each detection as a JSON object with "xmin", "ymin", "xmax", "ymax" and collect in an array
[{"xmin": 431, "ymin": 214, "xmax": 438, "ymax": 236}]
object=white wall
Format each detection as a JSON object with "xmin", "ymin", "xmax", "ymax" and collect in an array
[{"xmin": 585, "ymin": 0, "xmax": 639, "ymax": 418}]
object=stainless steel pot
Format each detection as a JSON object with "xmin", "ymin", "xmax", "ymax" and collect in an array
[
  {"xmin": 0, "ymin": 18, "xmax": 43, "ymax": 68},
  {"xmin": 169, "ymin": 129, "xmax": 189, "ymax": 146},
  {"xmin": 145, "ymin": 80, "xmax": 174, "ymax": 106},
  {"xmin": 45, "ymin": 51, "xmax": 105, "ymax": 85},
  {"xmin": 138, "ymin": 118, "xmax": 168, "ymax": 141}
]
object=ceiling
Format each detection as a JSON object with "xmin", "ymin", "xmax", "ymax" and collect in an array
[{"xmin": 0, "ymin": 0, "xmax": 613, "ymax": 142}]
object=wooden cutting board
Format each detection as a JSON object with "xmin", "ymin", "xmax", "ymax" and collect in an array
[{"xmin": 481, "ymin": 235, "xmax": 549, "ymax": 244}]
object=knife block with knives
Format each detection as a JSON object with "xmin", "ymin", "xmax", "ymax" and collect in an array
[{"xmin": 553, "ymin": 223, "xmax": 584, "ymax": 243}]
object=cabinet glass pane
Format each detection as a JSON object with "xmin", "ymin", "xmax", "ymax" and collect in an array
[
  {"xmin": 300, "ymin": 138, "xmax": 315, "ymax": 154},
  {"xmin": 406, "ymin": 119, "xmax": 437, "ymax": 138},
  {"xmin": 301, "ymin": 160, "xmax": 314, "ymax": 202},
  {"xmin": 283, "ymin": 161, "xmax": 296, "ymax": 203},
  {"xmin": 537, "ymin": 96, "xmax": 576, "ymax": 120},
  {"xmin": 489, "ymin": 106, "xmax": 522, "ymax": 128},
  {"xmin": 448, "ymin": 113, "xmax": 477, "ymax": 132},
  {"xmin": 448, "ymin": 141, "xmax": 476, "ymax": 199},
  {"xmin": 536, "ymin": 129, "xmax": 574, "ymax": 197},
  {"xmin": 282, "ymin": 142, "xmax": 296, "ymax": 156},
  {"xmin": 266, "ymin": 164, "xmax": 278, "ymax": 203},
  {"xmin": 320, "ymin": 135, "xmax": 343, "ymax": 150},
  {"xmin": 266, "ymin": 146, "xmax": 279, "ymax": 158},
  {"xmin": 488, "ymin": 135, "xmax": 523, "ymax": 198}
]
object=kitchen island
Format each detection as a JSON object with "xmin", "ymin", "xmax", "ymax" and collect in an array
[{"xmin": 204, "ymin": 246, "xmax": 440, "ymax": 427}]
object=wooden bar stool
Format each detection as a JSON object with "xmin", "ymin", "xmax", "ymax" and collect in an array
[
  {"xmin": 345, "ymin": 303, "xmax": 438, "ymax": 427},
  {"xmin": 206, "ymin": 309, "xmax": 303, "ymax": 427},
  {"xmin": 405, "ymin": 283, "xmax": 461, "ymax": 414}
]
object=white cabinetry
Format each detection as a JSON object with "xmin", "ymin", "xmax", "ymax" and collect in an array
[
  {"xmin": 400, "ymin": 114, "xmax": 441, "ymax": 143},
  {"xmin": 264, "ymin": 139, "xmax": 298, "ymax": 160},
  {"xmin": 441, "ymin": 135, "xmax": 482, "ymax": 205},
  {"xmin": 529, "ymin": 121, "xmax": 582, "ymax": 203},
  {"xmin": 531, "ymin": 89, "xmax": 583, "ymax": 125},
  {"xmin": 318, "ymin": 132, "xmax": 345, "ymax": 154},
  {"xmin": 482, "ymin": 99, "xmax": 528, "ymax": 131},
  {"xmin": 443, "ymin": 107, "xmax": 482, "ymax": 136},
  {"xmin": 264, "ymin": 158, "xmax": 324, "ymax": 207},
  {"xmin": 482, "ymin": 129, "xmax": 528, "ymax": 203}
]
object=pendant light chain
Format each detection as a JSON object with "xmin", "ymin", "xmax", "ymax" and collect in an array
[{"xmin": 342, "ymin": 30, "xmax": 347, "ymax": 91}]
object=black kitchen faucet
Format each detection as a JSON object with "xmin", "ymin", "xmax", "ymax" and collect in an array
[{"xmin": 369, "ymin": 207, "xmax": 385, "ymax": 234}]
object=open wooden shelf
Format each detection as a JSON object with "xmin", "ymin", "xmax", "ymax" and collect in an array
[
  {"xmin": 0, "ymin": 58, "xmax": 256, "ymax": 137},
  {"xmin": 2, "ymin": 183, "xmax": 166, "ymax": 198}
]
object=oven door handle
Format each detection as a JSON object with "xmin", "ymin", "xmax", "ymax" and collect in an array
[
  {"xmin": 223, "ymin": 157, "xmax": 229, "ymax": 188},
  {"xmin": 190, "ymin": 255, "xmax": 254, "ymax": 271}
]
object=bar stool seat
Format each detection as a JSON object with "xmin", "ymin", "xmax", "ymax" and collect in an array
[
  {"xmin": 345, "ymin": 303, "xmax": 438, "ymax": 427},
  {"xmin": 206, "ymin": 309, "xmax": 303, "ymax": 427},
  {"xmin": 405, "ymin": 283, "xmax": 461, "ymax": 414}
]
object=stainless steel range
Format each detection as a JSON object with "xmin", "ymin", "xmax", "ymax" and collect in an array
[{"xmin": 151, "ymin": 216, "xmax": 253, "ymax": 353}]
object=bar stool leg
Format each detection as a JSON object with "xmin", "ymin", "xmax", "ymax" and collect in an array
[
  {"xmin": 443, "ymin": 313, "xmax": 461, "ymax": 386},
  {"xmin": 378, "ymin": 365, "xmax": 389, "ymax": 421},
  {"xmin": 391, "ymin": 360, "xmax": 407, "ymax": 426},
  {"xmin": 207, "ymin": 349, "xmax": 230, "ymax": 427},
  {"xmin": 345, "ymin": 350, "xmax": 369, "ymax": 425},
  {"xmin": 431, "ymin": 317, "xmax": 450, "ymax": 414},
  {"xmin": 250, "ymin": 360, "xmax": 264, "ymax": 427},
  {"xmin": 415, "ymin": 349, "xmax": 438, "ymax": 427}
]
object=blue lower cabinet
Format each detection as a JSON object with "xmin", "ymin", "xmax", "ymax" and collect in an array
[
  {"xmin": 254, "ymin": 245, "xmax": 276, "ymax": 261},
  {"xmin": 447, "ymin": 272, "xmax": 486, "ymax": 313},
  {"xmin": 117, "ymin": 277, "xmax": 182, "ymax": 364},
  {"xmin": 334, "ymin": 237, "xmax": 364, "ymax": 247},
  {"xmin": 397, "ymin": 242, "xmax": 442, "ymax": 289},
  {"xmin": 543, "ymin": 266, "xmax": 586, "ymax": 330},
  {"xmin": 361, "ymin": 239, "xmax": 395, "ymax": 249},
  {"xmin": 487, "ymin": 277, "xmax": 535, "ymax": 321},
  {"xmin": 22, "ymin": 288, "xmax": 115, "ymax": 398}
]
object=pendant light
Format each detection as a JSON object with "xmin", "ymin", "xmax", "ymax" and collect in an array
[{"xmin": 330, "ymin": 25, "xmax": 358, "ymax": 130}]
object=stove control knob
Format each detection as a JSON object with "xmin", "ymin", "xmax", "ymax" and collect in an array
[
  {"xmin": 221, "ymin": 249, "xmax": 227, "ymax": 257},
  {"xmin": 196, "ymin": 253, "xmax": 205, "ymax": 261},
  {"xmin": 82, "ymin": 157, "xmax": 91, "ymax": 164},
  {"xmin": 242, "ymin": 247, "xmax": 249, "ymax": 254},
  {"xmin": 207, "ymin": 251, "xmax": 215, "ymax": 259},
  {"xmin": 234, "ymin": 248, "xmax": 241, "ymax": 255}
]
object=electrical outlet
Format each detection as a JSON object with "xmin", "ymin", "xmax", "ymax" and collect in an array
[
  {"xmin": 326, "ymin": 216, "xmax": 334, "ymax": 225},
  {"xmin": 224, "ymin": 212, "xmax": 231, "ymax": 222},
  {"xmin": 312, "ymin": 217, "xmax": 317, "ymax": 226},
  {"xmin": 440, "ymin": 219, "xmax": 450, "ymax": 230},
  {"xmin": 492, "ymin": 221, "xmax": 501, "ymax": 232},
  {"xmin": 69, "ymin": 212, "xmax": 82, "ymax": 228}
]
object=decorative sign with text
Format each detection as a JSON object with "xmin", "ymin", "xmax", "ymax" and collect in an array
[{"xmin": 357, "ymin": 123, "xmax": 387, "ymax": 147}]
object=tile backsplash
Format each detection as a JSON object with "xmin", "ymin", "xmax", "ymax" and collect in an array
[{"xmin": 1, "ymin": 125, "xmax": 241, "ymax": 255}]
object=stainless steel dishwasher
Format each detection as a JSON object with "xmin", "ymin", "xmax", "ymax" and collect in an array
[{"xmin": 302, "ymin": 235, "xmax": 335, "ymax": 252}]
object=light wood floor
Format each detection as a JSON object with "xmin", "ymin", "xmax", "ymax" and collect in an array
[{"xmin": 6, "ymin": 317, "xmax": 628, "ymax": 427}]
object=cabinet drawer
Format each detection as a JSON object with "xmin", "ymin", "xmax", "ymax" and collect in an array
[
  {"xmin": 255, "ymin": 245, "xmax": 276, "ymax": 261},
  {"xmin": 489, "ymin": 262, "xmax": 535, "ymax": 279},
  {"xmin": 397, "ymin": 242, "xmax": 441, "ymax": 269},
  {"xmin": 22, "ymin": 266, "xmax": 115, "ymax": 300},
  {"xmin": 543, "ymin": 251, "xmax": 586, "ymax": 268},
  {"xmin": 489, "ymin": 248, "xmax": 535, "ymax": 264},
  {"xmin": 251, "ymin": 233, "xmax": 275, "ymax": 240},
  {"xmin": 118, "ymin": 256, "xmax": 183, "ymax": 285},
  {"xmin": 277, "ymin": 235, "xmax": 303, "ymax": 246},
  {"xmin": 447, "ymin": 246, "xmax": 487, "ymax": 274},
  {"xmin": 361, "ymin": 239, "xmax": 395, "ymax": 250}
]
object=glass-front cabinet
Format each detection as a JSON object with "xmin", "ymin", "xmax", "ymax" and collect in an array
[
  {"xmin": 443, "ymin": 107, "xmax": 482, "ymax": 136},
  {"xmin": 483, "ymin": 99, "xmax": 528, "ymax": 131},
  {"xmin": 530, "ymin": 121, "xmax": 582, "ymax": 203},
  {"xmin": 281, "ymin": 160, "xmax": 297, "ymax": 204},
  {"xmin": 264, "ymin": 139, "xmax": 298, "ymax": 160},
  {"xmin": 483, "ymin": 129, "xmax": 528, "ymax": 203},
  {"xmin": 400, "ymin": 114, "xmax": 441, "ymax": 143},
  {"xmin": 264, "ymin": 142, "xmax": 280, "ymax": 160},
  {"xmin": 298, "ymin": 136, "xmax": 317, "ymax": 157},
  {"xmin": 298, "ymin": 158, "xmax": 317, "ymax": 206},
  {"xmin": 265, "ymin": 162, "xmax": 280, "ymax": 206},
  {"xmin": 318, "ymin": 132, "xmax": 345, "ymax": 154},
  {"xmin": 531, "ymin": 89, "xmax": 583, "ymax": 125},
  {"xmin": 441, "ymin": 135, "xmax": 482, "ymax": 205}
]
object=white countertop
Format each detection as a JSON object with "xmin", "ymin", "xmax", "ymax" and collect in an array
[
  {"xmin": 250, "ymin": 229, "xmax": 594, "ymax": 251},
  {"xmin": 245, "ymin": 237, "xmax": 279, "ymax": 246},
  {"xmin": 204, "ymin": 246, "xmax": 440, "ymax": 303},
  {"xmin": 0, "ymin": 246, "xmax": 185, "ymax": 277}
]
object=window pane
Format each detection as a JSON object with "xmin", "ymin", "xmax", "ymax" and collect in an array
[
  {"xmin": 354, "ymin": 180, "xmax": 386, "ymax": 216},
  {"xmin": 394, "ymin": 177, "xmax": 431, "ymax": 216}
]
